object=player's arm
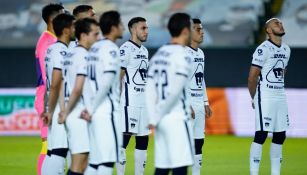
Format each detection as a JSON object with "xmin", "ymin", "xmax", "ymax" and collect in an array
[
  {"xmin": 145, "ymin": 72, "xmax": 159, "ymax": 127},
  {"xmin": 87, "ymin": 71, "xmax": 117, "ymax": 116},
  {"xmin": 119, "ymin": 46, "xmax": 129, "ymax": 95},
  {"xmin": 58, "ymin": 75, "xmax": 85, "ymax": 123},
  {"xmin": 59, "ymin": 82, "xmax": 65, "ymax": 112},
  {"xmin": 47, "ymin": 69, "xmax": 62, "ymax": 115},
  {"xmin": 248, "ymin": 66, "xmax": 261, "ymax": 108},
  {"xmin": 203, "ymin": 78, "xmax": 212, "ymax": 118}
]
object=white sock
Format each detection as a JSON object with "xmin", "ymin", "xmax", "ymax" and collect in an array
[
  {"xmin": 84, "ymin": 165, "xmax": 97, "ymax": 175},
  {"xmin": 250, "ymin": 142, "xmax": 263, "ymax": 175},
  {"xmin": 192, "ymin": 154, "xmax": 202, "ymax": 175},
  {"xmin": 46, "ymin": 154, "xmax": 65, "ymax": 175},
  {"xmin": 116, "ymin": 148, "xmax": 126, "ymax": 175},
  {"xmin": 270, "ymin": 143, "xmax": 282, "ymax": 175},
  {"xmin": 97, "ymin": 165, "xmax": 113, "ymax": 175},
  {"xmin": 134, "ymin": 149, "xmax": 147, "ymax": 175},
  {"xmin": 41, "ymin": 155, "xmax": 50, "ymax": 175}
]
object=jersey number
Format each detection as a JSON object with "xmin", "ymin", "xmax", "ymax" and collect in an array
[
  {"xmin": 88, "ymin": 64, "xmax": 98, "ymax": 91},
  {"xmin": 154, "ymin": 69, "xmax": 168, "ymax": 100},
  {"xmin": 63, "ymin": 69, "xmax": 70, "ymax": 101}
]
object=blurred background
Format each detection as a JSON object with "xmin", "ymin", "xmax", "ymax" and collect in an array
[{"xmin": 0, "ymin": 0, "xmax": 306, "ymax": 137}]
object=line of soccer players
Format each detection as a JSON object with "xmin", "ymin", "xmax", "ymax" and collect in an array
[{"xmin": 36, "ymin": 2, "xmax": 290, "ymax": 175}]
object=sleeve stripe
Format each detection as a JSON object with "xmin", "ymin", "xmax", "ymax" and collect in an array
[
  {"xmin": 251, "ymin": 64, "xmax": 262, "ymax": 69},
  {"xmin": 147, "ymin": 75, "xmax": 153, "ymax": 78},
  {"xmin": 104, "ymin": 70, "xmax": 116, "ymax": 74},
  {"xmin": 121, "ymin": 67, "xmax": 127, "ymax": 70},
  {"xmin": 77, "ymin": 74, "xmax": 87, "ymax": 77},
  {"xmin": 176, "ymin": 72, "xmax": 188, "ymax": 78},
  {"xmin": 53, "ymin": 67, "xmax": 62, "ymax": 71}
]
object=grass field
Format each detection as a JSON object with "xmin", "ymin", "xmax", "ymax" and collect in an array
[{"xmin": 0, "ymin": 135, "xmax": 306, "ymax": 175}]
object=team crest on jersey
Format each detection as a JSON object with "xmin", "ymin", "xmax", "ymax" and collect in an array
[
  {"xmin": 60, "ymin": 51, "xmax": 67, "ymax": 56},
  {"xmin": 266, "ymin": 60, "xmax": 284, "ymax": 83},
  {"xmin": 132, "ymin": 60, "xmax": 148, "ymax": 86},
  {"xmin": 190, "ymin": 63, "xmax": 204, "ymax": 90},
  {"xmin": 257, "ymin": 49, "xmax": 263, "ymax": 56}
]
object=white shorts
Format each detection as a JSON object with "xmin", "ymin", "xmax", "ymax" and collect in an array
[
  {"xmin": 65, "ymin": 107, "xmax": 90, "ymax": 154},
  {"xmin": 47, "ymin": 126, "xmax": 52, "ymax": 151},
  {"xmin": 51, "ymin": 105, "xmax": 68, "ymax": 149},
  {"xmin": 121, "ymin": 106, "xmax": 150, "ymax": 136},
  {"xmin": 254, "ymin": 98, "xmax": 289, "ymax": 132},
  {"xmin": 191, "ymin": 102, "xmax": 205, "ymax": 139},
  {"xmin": 89, "ymin": 106, "xmax": 122, "ymax": 164},
  {"xmin": 155, "ymin": 114, "xmax": 194, "ymax": 168}
]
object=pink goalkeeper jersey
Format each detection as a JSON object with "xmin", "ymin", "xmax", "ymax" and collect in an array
[{"xmin": 35, "ymin": 31, "xmax": 57, "ymax": 115}]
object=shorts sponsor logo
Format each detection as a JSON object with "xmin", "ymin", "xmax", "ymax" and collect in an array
[{"xmin": 265, "ymin": 122, "xmax": 270, "ymax": 127}]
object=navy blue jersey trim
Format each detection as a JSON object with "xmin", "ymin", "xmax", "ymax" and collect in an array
[
  {"xmin": 257, "ymin": 81, "xmax": 263, "ymax": 131},
  {"xmin": 128, "ymin": 39, "xmax": 141, "ymax": 49},
  {"xmin": 251, "ymin": 64, "xmax": 262, "ymax": 69},
  {"xmin": 53, "ymin": 67, "xmax": 62, "ymax": 71},
  {"xmin": 176, "ymin": 72, "xmax": 188, "ymax": 78},
  {"xmin": 104, "ymin": 70, "xmax": 116, "ymax": 74},
  {"xmin": 77, "ymin": 74, "xmax": 87, "ymax": 77}
]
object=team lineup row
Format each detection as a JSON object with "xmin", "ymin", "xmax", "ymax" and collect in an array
[{"xmin": 35, "ymin": 3, "xmax": 290, "ymax": 175}]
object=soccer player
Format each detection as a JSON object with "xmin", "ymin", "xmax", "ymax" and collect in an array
[
  {"xmin": 116, "ymin": 17, "xmax": 149, "ymax": 175},
  {"xmin": 35, "ymin": 3, "xmax": 64, "ymax": 175},
  {"xmin": 81, "ymin": 11, "xmax": 124, "ymax": 175},
  {"xmin": 43, "ymin": 13, "xmax": 75, "ymax": 175},
  {"xmin": 186, "ymin": 18, "xmax": 212, "ymax": 175},
  {"xmin": 248, "ymin": 18, "xmax": 291, "ymax": 175},
  {"xmin": 145, "ymin": 13, "xmax": 194, "ymax": 175},
  {"xmin": 58, "ymin": 18, "xmax": 100, "ymax": 175}
]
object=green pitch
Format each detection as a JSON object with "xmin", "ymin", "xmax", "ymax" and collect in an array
[{"xmin": 0, "ymin": 135, "xmax": 306, "ymax": 175}]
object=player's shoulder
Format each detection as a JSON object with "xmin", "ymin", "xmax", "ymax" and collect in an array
[{"xmin": 282, "ymin": 43, "xmax": 291, "ymax": 52}]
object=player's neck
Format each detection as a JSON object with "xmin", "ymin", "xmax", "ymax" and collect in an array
[
  {"xmin": 268, "ymin": 36, "xmax": 282, "ymax": 47},
  {"xmin": 58, "ymin": 36, "xmax": 70, "ymax": 46},
  {"xmin": 104, "ymin": 34, "xmax": 117, "ymax": 42},
  {"xmin": 170, "ymin": 37, "xmax": 186, "ymax": 46},
  {"xmin": 47, "ymin": 24, "xmax": 55, "ymax": 35},
  {"xmin": 190, "ymin": 41, "xmax": 199, "ymax": 50},
  {"xmin": 78, "ymin": 40, "xmax": 91, "ymax": 50},
  {"xmin": 130, "ymin": 37, "xmax": 141, "ymax": 47}
]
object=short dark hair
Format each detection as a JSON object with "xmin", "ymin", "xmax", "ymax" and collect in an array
[
  {"xmin": 75, "ymin": 18, "xmax": 98, "ymax": 40},
  {"xmin": 73, "ymin": 5, "xmax": 93, "ymax": 17},
  {"xmin": 192, "ymin": 18, "xmax": 201, "ymax": 24},
  {"xmin": 52, "ymin": 13, "xmax": 75, "ymax": 37},
  {"xmin": 42, "ymin": 3, "xmax": 64, "ymax": 23},
  {"xmin": 128, "ymin": 17, "xmax": 146, "ymax": 30},
  {"xmin": 99, "ymin": 10, "xmax": 121, "ymax": 35},
  {"xmin": 167, "ymin": 13, "xmax": 191, "ymax": 37}
]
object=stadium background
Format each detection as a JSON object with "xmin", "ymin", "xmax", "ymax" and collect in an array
[{"xmin": 0, "ymin": 0, "xmax": 306, "ymax": 174}]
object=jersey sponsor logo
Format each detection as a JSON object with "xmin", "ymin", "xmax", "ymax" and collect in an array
[
  {"xmin": 135, "ymin": 54, "xmax": 146, "ymax": 59},
  {"xmin": 190, "ymin": 63, "xmax": 204, "ymax": 91},
  {"xmin": 132, "ymin": 60, "xmax": 148, "ymax": 86},
  {"xmin": 266, "ymin": 60, "xmax": 284, "ymax": 83},
  {"xmin": 194, "ymin": 57, "xmax": 204, "ymax": 62},
  {"xmin": 273, "ymin": 54, "xmax": 286, "ymax": 59}
]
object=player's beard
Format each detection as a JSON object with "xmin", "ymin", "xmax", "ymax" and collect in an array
[{"xmin": 273, "ymin": 30, "xmax": 285, "ymax": 37}]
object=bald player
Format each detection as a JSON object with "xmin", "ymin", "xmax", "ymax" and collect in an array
[{"xmin": 248, "ymin": 18, "xmax": 291, "ymax": 175}]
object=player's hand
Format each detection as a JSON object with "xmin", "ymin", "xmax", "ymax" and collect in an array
[
  {"xmin": 148, "ymin": 124, "xmax": 155, "ymax": 130},
  {"xmin": 81, "ymin": 109, "xmax": 91, "ymax": 122},
  {"xmin": 190, "ymin": 106, "xmax": 195, "ymax": 119},
  {"xmin": 251, "ymin": 99, "xmax": 255, "ymax": 109},
  {"xmin": 42, "ymin": 113, "xmax": 52, "ymax": 126},
  {"xmin": 58, "ymin": 111, "xmax": 67, "ymax": 124},
  {"xmin": 205, "ymin": 105, "xmax": 212, "ymax": 118}
]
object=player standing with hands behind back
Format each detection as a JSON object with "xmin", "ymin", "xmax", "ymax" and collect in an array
[
  {"xmin": 145, "ymin": 13, "xmax": 194, "ymax": 175},
  {"xmin": 117, "ymin": 17, "xmax": 150, "ymax": 175},
  {"xmin": 248, "ymin": 18, "xmax": 290, "ymax": 175},
  {"xmin": 186, "ymin": 18, "xmax": 212, "ymax": 175}
]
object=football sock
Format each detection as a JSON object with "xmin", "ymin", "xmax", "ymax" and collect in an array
[
  {"xmin": 116, "ymin": 148, "xmax": 126, "ymax": 175},
  {"xmin": 192, "ymin": 154, "xmax": 202, "ymax": 175},
  {"xmin": 270, "ymin": 143, "xmax": 282, "ymax": 175},
  {"xmin": 135, "ymin": 149, "xmax": 147, "ymax": 175},
  {"xmin": 250, "ymin": 142, "xmax": 263, "ymax": 175}
]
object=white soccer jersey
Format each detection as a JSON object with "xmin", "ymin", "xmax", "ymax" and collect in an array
[
  {"xmin": 147, "ymin": 44, "xmax": 192, "ymax": 120},
  {"xmin": 45, "ymin": 41, "xmax": 67, "ymax": 93},
  {"xmin": 120, "ymin": 40, "xmax": 149, "ymax": 107},
  {"xmin": 252, "ymin": 40, "xmax": 291, "ymax": 99},
  {"xmin": 62, "ymin": 45, "xmax": 89, "ymax": 107},
  {"xmin": 186, "ymin": 46, "xmax": 208, "ymax": 104},
  {"xmin": 88, "ymin": 39, "xmax": 121, "ymax": 113}
]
